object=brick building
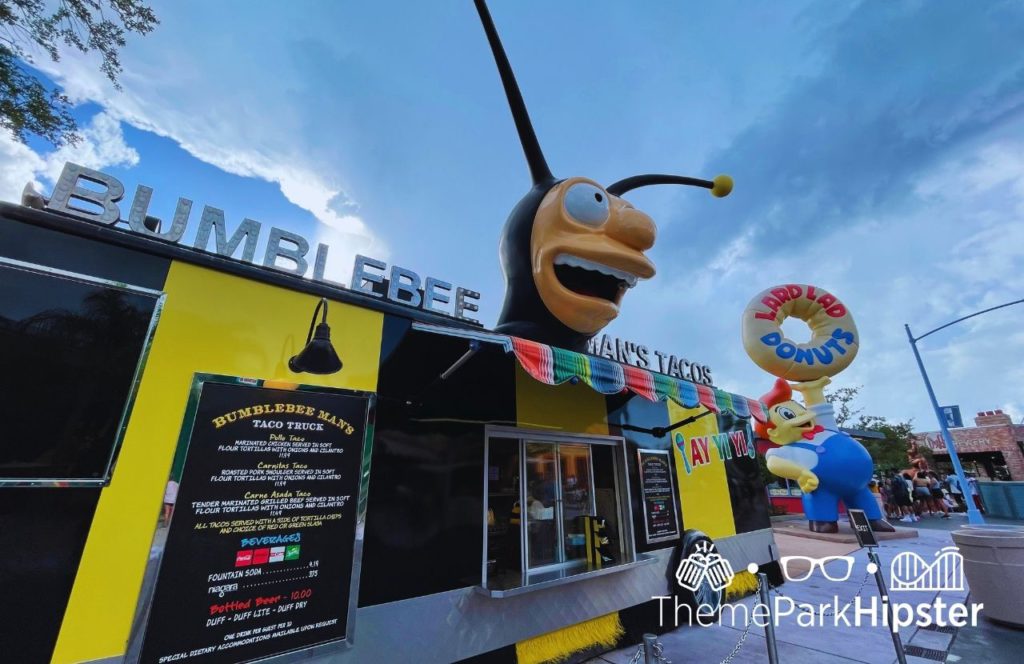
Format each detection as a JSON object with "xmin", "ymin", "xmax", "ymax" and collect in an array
[{"xmin": 913, "ymin": 410, "xmax": 1024, "ymax": 480}]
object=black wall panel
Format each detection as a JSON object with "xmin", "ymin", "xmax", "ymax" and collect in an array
[
  {"xmin": 0, "ymin": 489, "xmax": 100, "ymax": 663},
  {"xmin": 359, "ymin": 318, "xmax": 516, "ymax": 606},
  {"xmin": 718, "ymin": 413, "xmax": 771, "ymax": 535}
]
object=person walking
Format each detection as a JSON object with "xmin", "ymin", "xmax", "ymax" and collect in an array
[
  {"xmin": 927, "ymin": 471, "xmax": 950, "ymax": 518},
  {"xmin": 967, "ymin": 474, "xmax": 986, "ymax": 514},
  {"xmin": 912, "ymin": 471, "xmax": 933, "ymax": 517},
  {"xmin": 945, "ymin": 473, "xmax": 966, "ymax": 510},
  {"xmin": 869, "ymin": 479, "xmax": 886, "ymax": 517},
  {"xmin": 890, "ymin": 472, "xmax": 917, "ymax": 522},
  {"xmin": 878, "ymin": 479, "xmax": 896, "ymax": 519}
]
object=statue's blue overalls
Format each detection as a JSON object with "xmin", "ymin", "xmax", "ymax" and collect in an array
[{"xmin": 770, "ymin": 403, "xmax": 882, "ymax": 521}]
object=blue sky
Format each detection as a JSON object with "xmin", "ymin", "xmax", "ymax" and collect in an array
[{"xmin": 3, "ymin": 0, "xmax": 1023, "ymax": 431}]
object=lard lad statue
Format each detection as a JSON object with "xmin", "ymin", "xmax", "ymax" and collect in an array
[{"xmin": 756, "ymin": 377, "xmax": 896, "ymax": 534}]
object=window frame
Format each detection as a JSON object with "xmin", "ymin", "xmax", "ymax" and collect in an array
[
  {"xmin": 0, "ymin": 256, "xmax": 165, "ymax": 487},
  {"xmin": 481, "ymin": 425, "xmax": 640, "ymax": 594},
  {"xmin": 521, "ymin": 439, "xmax": 596, "ymax": 572}
]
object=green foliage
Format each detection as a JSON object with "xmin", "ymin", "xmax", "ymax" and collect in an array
[
  {"xmin": 829, "ymin": 386, "xmax": 917, "ymax": 473},
  {"xmin": 0, "ymin": 0, "xmax": 157, "ymax": 146},
  {"xmin": 852, "ymin": 414, "xmax": 920, "ymax": 474},
  {"xmin": 824, "ymin": 385, "xmax": 862, "ymax": 427}
]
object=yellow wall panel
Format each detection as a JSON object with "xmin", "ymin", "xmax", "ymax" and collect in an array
[
  {"xmin": 512, "ymin": 368, "xmax": 616, "ymax": 663},
  {"xmin": 667, "ymin": 402, "xmax": 736, "ymax": 540},
  {"xmin": 514, "ymin": 365, "xmax": 609, "ymax": 434},
  {"xmin": 52, "ymin": 262, "xmax": 383, "ymax": 663}
]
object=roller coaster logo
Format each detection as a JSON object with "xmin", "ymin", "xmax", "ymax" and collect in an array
[
  {"xmin": 675, "ymin": 540, "xmax": 735, "ymax": 592},
  {"xmin": 890, "ymin": 546, "xmax": 964, "ymax": 592}
]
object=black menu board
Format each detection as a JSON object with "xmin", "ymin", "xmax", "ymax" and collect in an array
[
  {"xmin": 135, "ymin": 378, "xmax": 373, "ymax": 663},
  {"xmin": 637, "ymin": 449, "xmax": 680, "ymax": 544}
]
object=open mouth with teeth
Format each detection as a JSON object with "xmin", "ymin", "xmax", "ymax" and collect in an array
[{"xmin": 553, "ymin": 254, "xmax": 639, "ymax": 304}]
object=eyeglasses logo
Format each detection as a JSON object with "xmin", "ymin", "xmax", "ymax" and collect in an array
[
  {"xmin": 780, "ymin": 555, "xmax": 879, "ymax": 582},
  {"xmin": 676, "ymin": 540, "xmax": 735, "ymax": 592}
]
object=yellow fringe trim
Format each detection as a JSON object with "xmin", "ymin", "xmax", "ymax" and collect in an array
[
  {"xmin": 725, "ymin": 570, "xmax": 759, "ymax": 601},
  {"xmin": 515, "ymin": 612, "xmax": 624, "ymax": 664}
]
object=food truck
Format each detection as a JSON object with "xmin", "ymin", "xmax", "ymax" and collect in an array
[
  {"xmin": 0, "ymin": 169, "xmax": 777, "ymax": 664},
  {"xmin": 0, "ymin": 5, "xmax": 779, "ymax": 663}
]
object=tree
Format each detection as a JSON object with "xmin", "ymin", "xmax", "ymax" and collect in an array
[
  {"xmin": 826, "ymin": 385, "xmax": 918, "ymax": 473},
  {"xmin": 824, "ymin": 384, "xmax": 863, "ymax": 427},
  {"xmin": 0, "ymin": 0, "xmax": 158, "ymax": 146},
  {"xmin": 850, "ymin": 414, "xmax": 920, "ymax": 474}
]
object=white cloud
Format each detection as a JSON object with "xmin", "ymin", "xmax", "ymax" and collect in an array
[
  {"xmin": 312, "ymin": 223, "xmax": 390, "ymax": 288},
  {"xmin": 1, "ymin": 111, "xmax": 138, "ymax": 203},
  {"xmin": 29, "ymin": 27, "xmax": 386, "ymax": 260},
  {"xmin": 41, "ymin": 112, "xmax": 140, "ymax": 183},
  {"xmin": 610, "ymin": 131, "xmax": 1024, "ymax": 430},
  {"xmin": 0, "ymin": 132, "xmax": 45, "ymax": 203}
]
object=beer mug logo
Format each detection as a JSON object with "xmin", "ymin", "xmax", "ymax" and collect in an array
[{"xmin": 675, "ymin": 540, "xmax": 735, "ymax": 592}]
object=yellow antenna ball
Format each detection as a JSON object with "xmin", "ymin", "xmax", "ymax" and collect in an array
[{"xmin": 711, "ymin": 174, "xmax": 733, "ymax": 198}]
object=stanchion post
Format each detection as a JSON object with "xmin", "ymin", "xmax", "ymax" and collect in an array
[
  {"xmin": 642, "ymin": 633, "xmax": 657, "ymax": 664},
  {"xmin": 757, "ymin": 572, "xmax": 780, "ymax": 664},
  {"xmin": 867, "ymin": 549, "xmax": 907, "ymax": 664}
]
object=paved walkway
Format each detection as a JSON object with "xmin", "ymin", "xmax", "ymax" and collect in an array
[
  {"xmin": 915, "ymin": 514, "xmax": 1024, "ymax": 663},
  {"xmin": 897, "ymin": 512, "xmax": 1021, "ymax": 533},
  {"xmin": 587, "ymin": 527, "xmax": 975, "ymax": 664}
]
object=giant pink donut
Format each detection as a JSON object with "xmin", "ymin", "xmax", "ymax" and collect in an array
[{"xmin": 741, "ymin": 284, "xmax": 858, "ymax": 380}]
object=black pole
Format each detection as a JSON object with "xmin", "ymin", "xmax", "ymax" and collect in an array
[
  {"xmin": 757, "ymin": 572, "xmax": 780, "ymax": 664},
  {"xmin": 868, "ymin": 549, "xmax": 907, "ymax": 664}
]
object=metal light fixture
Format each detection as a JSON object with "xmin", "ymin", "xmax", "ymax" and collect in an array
[{"xmin": 288, "ymin": 297, "xmax": 342, "ymax": 374}]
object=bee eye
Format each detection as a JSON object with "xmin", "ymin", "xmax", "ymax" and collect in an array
[
  {"xmin": 777, "ymin": 407, "xmax": 796, "ymax": 420},
  {"xmin": 564, "ymin": 182, "xmax": 610, "ymax": 226}
]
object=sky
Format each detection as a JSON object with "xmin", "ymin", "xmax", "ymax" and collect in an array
[{"xmin": 2, "ymin": 0, "xmax": 1023, "ymax": 432}]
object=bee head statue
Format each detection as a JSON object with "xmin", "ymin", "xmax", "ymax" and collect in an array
[{"xmin": 475, "ymin": 0, "xmax": 732, "ymax": 352}]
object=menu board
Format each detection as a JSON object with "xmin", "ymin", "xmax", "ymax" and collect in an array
[
  {"xmin": 135, "ymin": 379, "xmax": 372, "ymax": 663},
  {"xmin": 637, "ymin": 449, "xmax": 680, "ymax": 544}
]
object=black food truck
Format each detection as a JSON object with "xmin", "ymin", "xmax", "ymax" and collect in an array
[{"xmin": 0, "ymin": 4, "xmax": 779, "ymax": 663}]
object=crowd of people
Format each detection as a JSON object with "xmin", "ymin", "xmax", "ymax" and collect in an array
[{"xmin": 872, "ymin": 469, "xmax": 985, "ymax": 523}]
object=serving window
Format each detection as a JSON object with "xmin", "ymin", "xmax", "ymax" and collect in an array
[
  {"xmin": 483, "ymin": 427, "xmax": 640, "ymax": 595},
  {"xmin": 0, "ymin": 257, "xmax": 163, "ymax": 486}
]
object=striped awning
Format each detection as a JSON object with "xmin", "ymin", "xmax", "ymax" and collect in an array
[{"xmin": 411, "ymin": 322, "xmax": 769, "ymax": 421}]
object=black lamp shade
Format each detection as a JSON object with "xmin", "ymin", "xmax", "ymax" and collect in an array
[{"xmin": 289, "ymin": 321, "xmax": 343, "ymax": 374}]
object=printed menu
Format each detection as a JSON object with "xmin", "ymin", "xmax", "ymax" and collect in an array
[
  {"xmin": 637, "ymin": 449, "xmax": 679, "ymax": 543},
  {"xmin": 136, "ymin": 381, "xmax": 371, "ymax": 663}
]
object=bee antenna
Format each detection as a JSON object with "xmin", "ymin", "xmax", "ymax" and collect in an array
[
  {"xmin": 607, "ymin": 174, "xmax": 733, "ymax": 199},
  {"xmin": 474, "ymin": 0, "xmax": 554, "ymax": 185}
]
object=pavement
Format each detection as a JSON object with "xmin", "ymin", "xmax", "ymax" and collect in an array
[
  {"xmin": 914, "ymin": 514, "xmax": 1024, "ymax": 664},
  {"xmin": 586, "ymin": 516, "xmax": 1024, "ymax": 664},
  {"xmin": 770, "ymin": 518, "xmax": 917, "ymax": 547},
  {"xmin": 894, "ymin": 512, "xmax": 1023, "ymax": 533}
]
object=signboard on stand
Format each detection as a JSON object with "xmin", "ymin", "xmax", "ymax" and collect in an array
[
  {"xmin": 848, "ymin": 509, "xmax": 878, "ymax": 548},
  {"xmin": 637, "ymin": 449, "xmax": 681, "ymax": 544},
  {"xmin": 128, "ymin": 375, "xmax": 374, "ymax": 663}
]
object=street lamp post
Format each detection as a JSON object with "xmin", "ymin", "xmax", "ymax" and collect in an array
[
  {"xmin": 905, "ymin": 297, "xmax": 1024, "ymax": 526},
  {"xmin": 905, "ymin": 324, "xmax": 984, "ymax": 524}
]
